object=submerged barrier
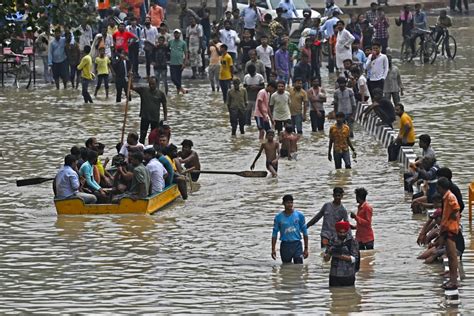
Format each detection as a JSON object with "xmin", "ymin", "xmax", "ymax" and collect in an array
[{"xmin": 353, "ymin": 102, "xmax": 460, "ymax": 304}]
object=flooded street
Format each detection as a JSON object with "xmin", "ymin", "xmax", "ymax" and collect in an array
[{"xmin": 0, "ymin": 15, "xmax": 473, "ymax": 314}]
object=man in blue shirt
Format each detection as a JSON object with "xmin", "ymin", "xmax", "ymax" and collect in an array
[
  {"xmin": 54, "ymin": 154, "xmax": 97, "ymax": 204},
  {"xmin": 240, "ymin": 0, "xmax": 261, "ymax": 37},
  {"xmin": 272, "ymin": 195, "xmax": 309, "ymax": 264},
  {"xmin": 48, "ymin": 28, "xmax": 69, "ymax": 90}
]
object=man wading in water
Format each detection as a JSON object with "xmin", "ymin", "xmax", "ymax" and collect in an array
[{"xmin": 271, "ymin": 195, "xmax": 309, "ymax": 264}]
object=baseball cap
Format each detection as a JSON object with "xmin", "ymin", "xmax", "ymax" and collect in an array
[{"xmin": 173, "ymin": 29, "xmax": 181, "ymax": 33}]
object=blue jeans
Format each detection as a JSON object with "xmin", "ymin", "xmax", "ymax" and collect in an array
[
  {"xmin": 291, "ymin": 114, "xmax": 303, "ymax": 134},
  {"xmin": 155, "ymin": 68, "xmax": 168, "ymax": 95},
  {"xmin": 219, "ymin": 79, "xmax": 231, "ymax": 102},
  {"xmin": 170, "ymin": 65, "xmax": 182, "ymax": 90},
  {"xmin": 277, "ymin": 73, "xmax": 289, "ymax": 84},
  {"xmin": 81, "ymin": 78, "xmax": 93, "ymax": 103},
  {"xmin": 334, "ymin": 150, "xmax": 351, "ymax": 169},
  {"xmin": 280, "ymin": 240, "xmax": 303, "ymax": 264}
]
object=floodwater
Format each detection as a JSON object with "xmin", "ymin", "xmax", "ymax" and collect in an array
[{"xmin": 0, "ymin": 15, "xmax": 473, "ymax": 314}]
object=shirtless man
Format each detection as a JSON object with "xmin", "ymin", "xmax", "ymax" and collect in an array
[
  {"xmin": 279, "ymin": 125, "xmax": 300, "ymax": 160},
  {"xmin": 178, "ymin": 139, "xmax": 201, "ymax": 182},
  {"xmin": 250, "ymin": 130, "xmax": 280, "ymax": 177}
]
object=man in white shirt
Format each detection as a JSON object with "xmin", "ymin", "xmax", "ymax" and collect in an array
[
  {"xmin": 219, "ymin": 20, "xmax": 240, "ymax": 63},
  {"xmin": 270, "ymin": 81, "xmax": 292, "ymax": 133},
  {"xmin": 243, "ymin": 64, "xmax": 265, "ymax": 125},
  {"xmin": 119, "ymin": 132, "xmax": 145, "ymax": 162},
  {"xmin": 142, "ymin": 17, "xmax": 159, "ymax": 78},
  {"xmin": 144, "ymin": 147, "xmax": 168, "ymax": 195},
  {"xmin": 77, "ymin": 23, "xmax": 93, "ymax": 51},
  {"xmin": 256, "ymin": 35, "xmax": 274, "ymax": 82},
  {"xmin": 364, "ymin": 41, "xmax": 389, "ymax": 100}
]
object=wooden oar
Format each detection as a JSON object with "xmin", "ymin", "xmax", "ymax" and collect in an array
[
  {"xmin": 120, "ymin": 71, "xmax": 134, "ymax": 145},
  {"xmin": 191, "ymin": 170, "xmax": 268, "ymax": 178},
  {"xmin": 16, "ymin": 177, "xmax": 55, "ymax": 187}
]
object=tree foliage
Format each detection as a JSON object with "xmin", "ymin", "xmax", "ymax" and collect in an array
[{"xmin": 0, "ymin": 0, "xmax": 98, "ymax": 42}]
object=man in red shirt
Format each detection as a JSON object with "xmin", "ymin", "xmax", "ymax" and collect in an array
[
  {"xmin": 113, "ymin": 22, "xmax": 138, "ymax": 54},
  {"xmin": 350, "ymin": 187, "xmax": 374, "ymax": 250}
]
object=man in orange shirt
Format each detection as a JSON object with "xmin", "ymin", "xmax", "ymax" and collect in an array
[
  {"xmin": 149, "ymin": 3, "xmax": 165, "ymax": 27},
  {"xmin": 121, "ymin": 0, "xmax": 144, "ymax": 20},
  {"xmin": 437, "ymin": 176, "xmax": 461, "ymax": 290},
  {"xmin": 328, "ymin": 112, "xmax": 357, "ymax": 169},
  {"xmin": 98, "ymin": 0, "xmax": 111, "ymax": 19}
]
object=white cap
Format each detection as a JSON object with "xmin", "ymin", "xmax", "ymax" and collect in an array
[{"xmin": 173, "ymin": 29, "xmax": 181, "ymax": 33}]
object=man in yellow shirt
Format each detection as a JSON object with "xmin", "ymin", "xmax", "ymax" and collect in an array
[
  {"xmin": 395, "ymin": 103, "xmax": 416, "ymax": 146},
  {"xmin": 94, "ymin": 47, "xmax": 111, "ymax": 98},
  {"xmin": 219, "ymin": 44, "xmax": 233, "ymax": 103},
  {"xmin": 77, "ymin": 45, "xmax": 94, "ymax": 103}
]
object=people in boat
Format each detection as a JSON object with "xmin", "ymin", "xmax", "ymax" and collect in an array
[
  {"xmin": 156, "ymin": 149, "xmax": 175, "ymax": 188},
  {"xmin": 79, "ymin": 150, "xmax": 108, "ymax": 201},
  {"xmin": 250, "ymin": 129, "xmax": 280, "ymax": 177},
  {"xmin": 271, "ymin": 195, "xmax": 309, "ymax": 264},
  {"xmin": 119, "ymin": 132, "xmax": 144, "ymax": 162},
  {"xmin": 143, "ymin": 147, "xmax": 168, "ymax": 195},
  {"xmin": 54, "ymin": 154, "xmax": 97, "ymax": 204},
  {"xmin": 96, "ymin": 142, "xmax": 114, "ymax": 187},
  {"xmin": 350, "ymin": 187, "xmax": 374, "ymax": 250},
  {"xmin": 324, "ymin": 220, "xmax": 359, "ymax": 287},
  {"xmin": 178, "ymin": 139, "xmax": 201, "ymax": 182},
  {"xmin": 112, "ymin": 151, "xmax": 151, "ymax": 203},
  {"xmin": 149, "ymin": 120, "xmax": 172, "ymax": 148},
  {"xmin": 306, "ymin": 187, "xmax": 350, "ymax": 248},
  {"xmin": 164, "ymin": 144, "xmax": 188, "ymax": 199}
]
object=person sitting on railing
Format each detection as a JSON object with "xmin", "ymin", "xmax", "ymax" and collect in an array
[{"xmin": 361, "ymin": 88, "xmax": 394, "ymax": 127}]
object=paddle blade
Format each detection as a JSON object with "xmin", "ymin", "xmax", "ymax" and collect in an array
[
  {"xmin": 237, "ymin": 171, "xmax": 268, "ymax": 178},
  {"xmin": 16, "ymin": 177, "xmax": 55, "ymax": 187}
]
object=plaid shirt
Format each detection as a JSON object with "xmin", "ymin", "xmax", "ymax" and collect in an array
[
  {"xmin": 373, "ymin": 16, "xmax": 390, "ymax": 39},
  {"xmin": 365, "ymin": 10, "xmax": 377, "ymax": 24}
]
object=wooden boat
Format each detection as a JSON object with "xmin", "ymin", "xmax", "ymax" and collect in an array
[{"xmin": 54, "ymin": 185, "xmax": 181, "ymax": 215}]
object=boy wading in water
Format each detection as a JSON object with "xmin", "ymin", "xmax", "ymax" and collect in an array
[{"xmin": 250, "ymin": 130, "xmax": 279, "ymax": 177}]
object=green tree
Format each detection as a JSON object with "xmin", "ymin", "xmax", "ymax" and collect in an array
[{"xmin": 1, "ymin": 0, "xmax": 98, "ymax": 42}]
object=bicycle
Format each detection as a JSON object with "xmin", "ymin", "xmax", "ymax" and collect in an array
[
  {"xmin": 4, "ymin": 52, "xmax": 32, "ymax": 89},
  {"xmin": 433, "ymin": 27, "xmax": 457, "ymax": 61},
  {"xmin": 406, "ymin": 28, "xmax": 437, "ymax": 64}
]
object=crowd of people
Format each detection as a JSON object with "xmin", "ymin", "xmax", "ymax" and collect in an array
[
  {"xmin": 29, "ymin": 0, "xmax": 464, "ymax": 291},
  {"xmin": 54, "ymin": 128, "xmax": 201, "ymax": 204}
]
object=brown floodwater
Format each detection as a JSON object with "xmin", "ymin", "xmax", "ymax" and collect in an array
[{"xmin": 0, "ymin": 14, "xmax": 473, "ymax": 313}]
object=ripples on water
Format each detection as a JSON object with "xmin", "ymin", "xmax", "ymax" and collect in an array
[{"xmin": 0, "ymin": 16, "xmax": 473, "ymax": 314}]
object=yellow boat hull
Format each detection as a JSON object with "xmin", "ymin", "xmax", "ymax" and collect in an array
[{"xmin": 54, "ymin": 185, "xmax": 181, "ymax": 215}]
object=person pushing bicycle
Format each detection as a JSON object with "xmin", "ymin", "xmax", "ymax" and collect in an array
[
  {"xmin": 434, "ymin": 10, "xmax": 452, "ymax": 44},
  {"xmin": 409, "ymin": 4, "xmax": 427, "ymax": 57}
]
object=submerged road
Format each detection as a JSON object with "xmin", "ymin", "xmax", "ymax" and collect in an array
[{"xmin": 0, "ymin": 14, "xmax": 473, "ymax": 314}]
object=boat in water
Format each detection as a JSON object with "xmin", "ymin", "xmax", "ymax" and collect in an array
[{"xmin": 54, "ymin": 185, "xmax": 181, "ymax": 215}]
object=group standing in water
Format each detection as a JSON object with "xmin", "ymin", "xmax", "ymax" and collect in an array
[{"xmin": 272, "ymin": 187, "xmax": 374, "ymax": 287}]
